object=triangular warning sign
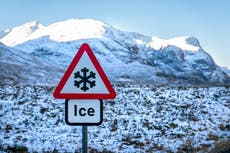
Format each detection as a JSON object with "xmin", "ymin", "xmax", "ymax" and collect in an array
[{"xmin": 53, "ymin": 43, "xmax": 116, "ymax": 99}]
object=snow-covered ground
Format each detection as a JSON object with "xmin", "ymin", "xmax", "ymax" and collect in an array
[{"xmin": 0, "ymin": 84, "xmax": 229, "ymax": 152}]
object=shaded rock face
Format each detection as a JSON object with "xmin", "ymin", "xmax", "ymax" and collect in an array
[
  {"xmin": 185, "ymin": 36, "xmax": 201, "ymax": 47},
  {"xmin": 0, "ymin": 42, "xmax": 63, "ymax": 85},
  {"xmin": 145, "ymin": 44, "xmax": 229, "ymax": 84}
]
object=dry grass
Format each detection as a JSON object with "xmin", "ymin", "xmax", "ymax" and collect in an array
[{"xmin": 209, "ymin": 139, "xmax": 230, "ymax": 153}]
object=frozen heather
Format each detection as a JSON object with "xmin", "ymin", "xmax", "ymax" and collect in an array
[{"xmin": 0, "ymin": 84, "xmax": 229, "ymax": 152}]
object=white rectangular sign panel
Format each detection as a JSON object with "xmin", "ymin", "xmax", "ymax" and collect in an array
[{"xmin": 65, "ymin": 99, "xmax": 103, "ymax": 126}]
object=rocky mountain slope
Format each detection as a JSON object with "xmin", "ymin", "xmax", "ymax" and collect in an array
[
  {"xmin": 0, "ymin": 19, "xmax": 229, "ymax": 85},
  {"xmin": 0, "ymin": 42, "xmax": 63, "ymax": 85},
  {"xmin": 222, "ymin": 67, "xmax": 230, "ymax": 76}
]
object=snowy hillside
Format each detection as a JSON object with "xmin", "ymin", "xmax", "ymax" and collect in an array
[
  {"xmin": 0, "ymin": 84, "xmax": 229, "ymax": 152},
  {"xmin": 0, "ymin": 19, "xmax": 229, "ymax": 85},
  {"xmin": 0, "ymin": 42, "xmax": 63, "ymax": 85}
]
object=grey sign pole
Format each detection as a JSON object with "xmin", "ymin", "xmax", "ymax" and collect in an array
[{"xmin": 82, "ymin": 126, "xmax": 88, "ymax": 153}]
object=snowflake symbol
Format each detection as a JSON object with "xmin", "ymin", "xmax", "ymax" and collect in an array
[{"xmin": 74, "ymin": 67, "xmax": 96, "ymax": 92}]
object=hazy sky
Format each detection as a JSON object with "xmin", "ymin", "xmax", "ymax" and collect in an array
[{"xmin": 1, "ymin": 0, "xmax": 230, "ymax": 67}]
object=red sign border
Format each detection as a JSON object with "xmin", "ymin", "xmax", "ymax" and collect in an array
[{"xmin": 53, "ymin": 43, "xmax": 116, "ymax": 99}]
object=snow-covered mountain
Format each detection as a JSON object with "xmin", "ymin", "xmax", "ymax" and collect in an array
[
  {"xmin": 0, "ymin": 19, "xmax": 229, "ymax": 85},
  {"xmin": 0, "ymin": 42, "xmax": 63, "ymax": 85}
]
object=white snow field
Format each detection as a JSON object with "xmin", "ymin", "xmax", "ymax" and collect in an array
[{"xmin": 0, "ymin": 84, "xmax": 229, "ymax": 152}]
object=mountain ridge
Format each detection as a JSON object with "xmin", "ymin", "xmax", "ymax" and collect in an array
[{"xmin": 0, "ymin": 19, "xmax": 229, "ymax": 85}]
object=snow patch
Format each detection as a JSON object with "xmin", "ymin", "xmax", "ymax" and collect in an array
[
  {"xmin": 147, "ymin": 36, "xmax": 200, "ymax": 51},
  {"xmin": 0, "ymin": 21, "xmax": 44, "ymax": 46}
]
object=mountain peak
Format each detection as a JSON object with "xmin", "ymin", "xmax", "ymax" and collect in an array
[
  {"xmin": 0, "ymin": 21, "xmax": 44, "ymax": 46},
  {"xmin": 17, "ymin": 18, "xmax": 109, "ymax": 44}
]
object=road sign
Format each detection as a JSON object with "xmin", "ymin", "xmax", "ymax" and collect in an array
[
  {"xmin": 53, "ymin": 43, "xmax": 116, "ymax": 99},
  {"xmin": 65, "ymin": 99, "xmax": 103, "ymax": 126}
]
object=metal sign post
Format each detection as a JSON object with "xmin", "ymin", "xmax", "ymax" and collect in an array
[
  {"xmin": 65, "ymin": 99, "xmax": 103, "ymax": 153},
  {"xmin": 82, "ymin": 126, "xmax": 88, "ymax": 153}
]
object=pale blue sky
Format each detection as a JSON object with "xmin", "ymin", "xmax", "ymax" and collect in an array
[{"xmin": 1, "ymin": 0, "xmax": 230, "ymax": 67}]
